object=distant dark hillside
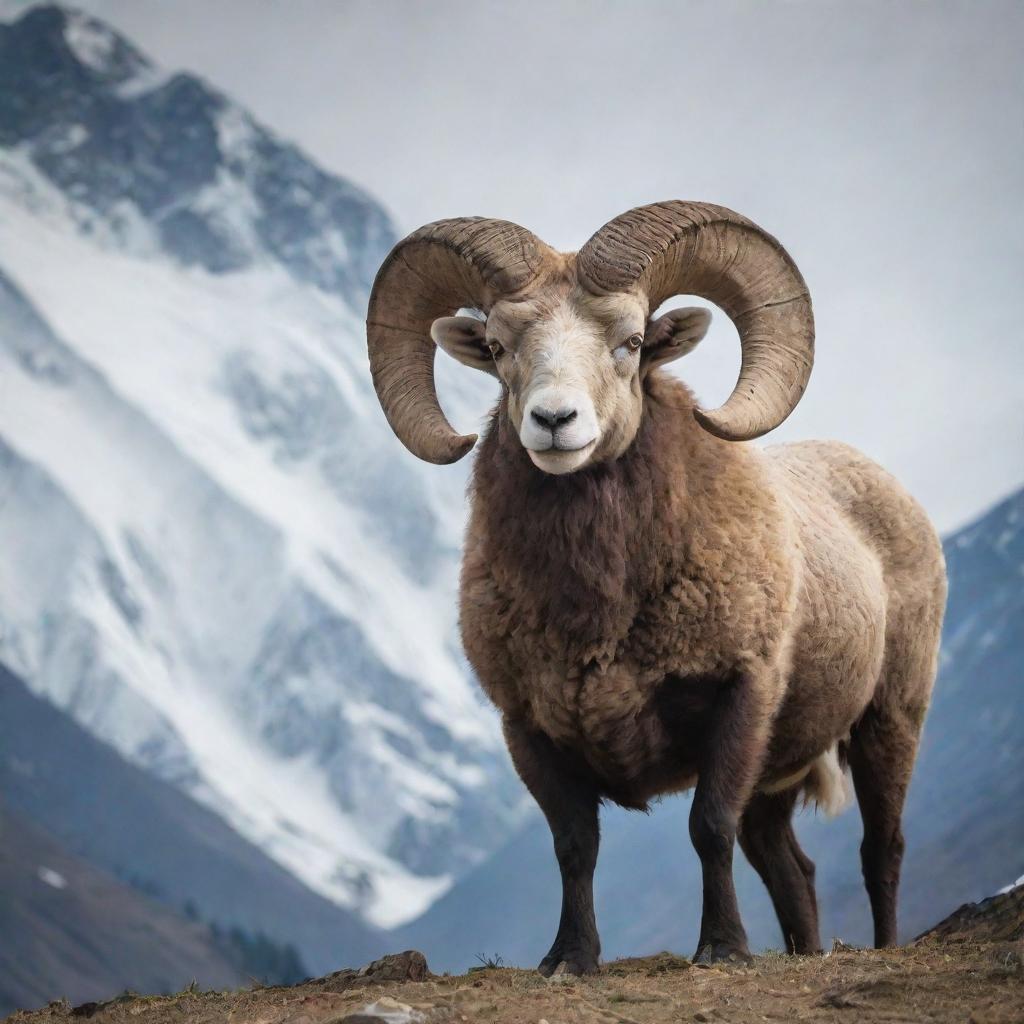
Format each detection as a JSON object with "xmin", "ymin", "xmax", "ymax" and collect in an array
[
  {"xmin": 0, "ymin": 804, "xmax": 244, "ymax": 1014},
  {"xmin": 397, "ymin": 486, "xmax": 1024, "ymax": 971},
  {"xmin": 0, "ymin": 664, "xmax": 384, "ymax": 987}
]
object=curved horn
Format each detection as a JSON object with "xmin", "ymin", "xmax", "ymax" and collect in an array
[
  {"xmin": 367, "ymin": 218, "xmax": 554, "ymax": 464},
  {"xmin": 577, "ymin": 201, "xmax": 814, "ymax": 441}
]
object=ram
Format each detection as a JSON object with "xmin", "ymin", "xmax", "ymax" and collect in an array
[{"xmin": 366, "ymin": 202, "xmax": 947, "ymax": 974}]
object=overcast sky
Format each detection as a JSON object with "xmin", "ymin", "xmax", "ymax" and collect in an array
[{"xmin": 26, "ymin": 0, "xmax": 1024, "ymax": 531}]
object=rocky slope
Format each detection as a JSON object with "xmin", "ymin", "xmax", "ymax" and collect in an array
[{"xmin": 7, "ymin": 890, "xmax": 1024, "ymax": 1023}]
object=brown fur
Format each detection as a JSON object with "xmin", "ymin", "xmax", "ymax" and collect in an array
[
  {"xmin": 459, "ymin": 371, "xmax": 946, "ymax": 968},
  {"xmin": 465, "ymin": 374, "xmax": 790, "ymax": 795}
]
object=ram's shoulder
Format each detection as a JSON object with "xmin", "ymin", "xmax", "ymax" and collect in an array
[
  {"xmin": 763, "ymin": 439, "xmax": 902, "ymax": 501},
  {"xmin": 763, "ymin": 440, "xmax": 943, "ymax": 576}
]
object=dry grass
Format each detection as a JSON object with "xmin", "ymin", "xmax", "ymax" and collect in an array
[{"xmin": 6, "ymin": 939, "xmax": 1021, "ymax": 1024}]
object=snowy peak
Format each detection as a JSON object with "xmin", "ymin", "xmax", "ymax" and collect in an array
[
  {"xmin": 0, "ymin": 4, "xmax": 396, "ymax": 304},
  {"xmin": 946, "ymin": 487, "xmax": 1024, "ymax": 603},
  {"xmin": 1, "ymin": 5, "xmax": 151, "ymax": 93},
  {"xmin": 940, "ymin": 486, "xmax": 1024, "ymax": 683}
]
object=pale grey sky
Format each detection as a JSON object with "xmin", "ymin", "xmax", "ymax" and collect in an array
[{"xmin": 26, "ymin": 0, "xmax": 1024, "ymax": 531}]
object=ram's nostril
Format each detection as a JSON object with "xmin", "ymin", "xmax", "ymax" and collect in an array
[{"xmin": 531, "ymin": 407, "xmax": 577, "ymax": 430}]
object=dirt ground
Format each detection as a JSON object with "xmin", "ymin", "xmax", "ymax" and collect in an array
[{"xmin": 7, "ymin": 889, "xmax": 1023, "ymax": 1024}]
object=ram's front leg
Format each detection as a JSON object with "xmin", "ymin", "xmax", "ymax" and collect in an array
[
  {"xmin": 689, "ymin": 671, "xmax": 775, "ymax": 964},
  {"xmin": 503, "ymin": 717, "xmax": 601, "ymax": 976}
]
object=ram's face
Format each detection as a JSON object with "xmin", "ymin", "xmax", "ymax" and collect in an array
[{"xmin": 432, "ymin": 288, "xmax": 711, "ymax": 475}]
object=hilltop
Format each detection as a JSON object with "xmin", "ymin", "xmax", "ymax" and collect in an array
[{"xmin": 6, "ymin": 888, "xmax": 1022, "ymax": 1023}]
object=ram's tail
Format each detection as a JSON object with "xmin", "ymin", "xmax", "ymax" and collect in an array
[{"xmin": 802, "ymin": 742, "xmax": 853, "ymax": 817}]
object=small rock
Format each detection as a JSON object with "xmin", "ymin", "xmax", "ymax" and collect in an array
[
  {"xmin": 694, "ymin": 1011, "xmax": 714, "ymax": 1023},
  {"xmin": 358, "ymin": 951, "xmax": 429, "ymax": 983},
  {"xmin": 323, "ymin": 952, "xmax": 429, "ymax": 995}
]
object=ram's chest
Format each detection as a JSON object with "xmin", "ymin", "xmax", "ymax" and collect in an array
[
  {"xmin": 460, "ymin": 557, "xmax": 741, "ymax": 796},
  {"xmin": 513, "ymin": 645, "xmax": 734, "ymax": 805}
]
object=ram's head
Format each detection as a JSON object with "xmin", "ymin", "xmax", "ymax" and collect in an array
[{"xmin": 367, "ymin": 202, "xmax": 814, "ymax": 474}]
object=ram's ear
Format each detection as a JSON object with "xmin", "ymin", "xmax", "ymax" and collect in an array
[
  {"xmin": 642, "ymin": 307, "xmax": 712, "ymax": 375},
  {"xmin": 430, "ymin": 316, "xmax": 497, "ymax": 376}
]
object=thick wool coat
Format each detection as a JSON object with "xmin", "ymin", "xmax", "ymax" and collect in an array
[{"xmin": 459, "ymin": 372, "xmax": 946, "ymax": 811}]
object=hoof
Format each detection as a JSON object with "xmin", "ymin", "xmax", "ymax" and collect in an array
[
  {"xmin": 694, "ymin": 941, "xmax": 753, "ymax": 966},
  {"xmin": 538, "ymin": 947, "xmax": 599, "ymax": 978},
  {"xmin": 792, "ymin": 944, "xmax": 824, "ymax": 957}
]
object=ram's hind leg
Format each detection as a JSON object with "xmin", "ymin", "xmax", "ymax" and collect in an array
[
  {"xmin": 738, "ymin": 789, "xmax": 821, "ymax": 954},
  {"xmin": 848, "ymin": 699, "xmax": 927, "ymax": 948}
]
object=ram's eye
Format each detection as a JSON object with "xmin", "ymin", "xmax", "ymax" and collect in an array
[
  {"xmin": 625, "ymin": 333, "xmax": 643, "ymax": 352},
  {"xmin": 486, "ymin": 339, "xmax": 505, "ymax": 358}
]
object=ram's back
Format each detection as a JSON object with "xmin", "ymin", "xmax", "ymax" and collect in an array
[{"xmin": 766, "ymin": 439, "xmax": 946, "ymax": 718}]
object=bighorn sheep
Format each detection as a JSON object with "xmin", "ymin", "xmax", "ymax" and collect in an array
[{"xmin": 366, "ymin": 202, "xmax": 946, "ymax": 972}]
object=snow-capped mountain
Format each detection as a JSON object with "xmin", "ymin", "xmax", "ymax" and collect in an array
[{"xmin": 0, "ymin": 3, "xmax": 522, "ymax": 928}]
